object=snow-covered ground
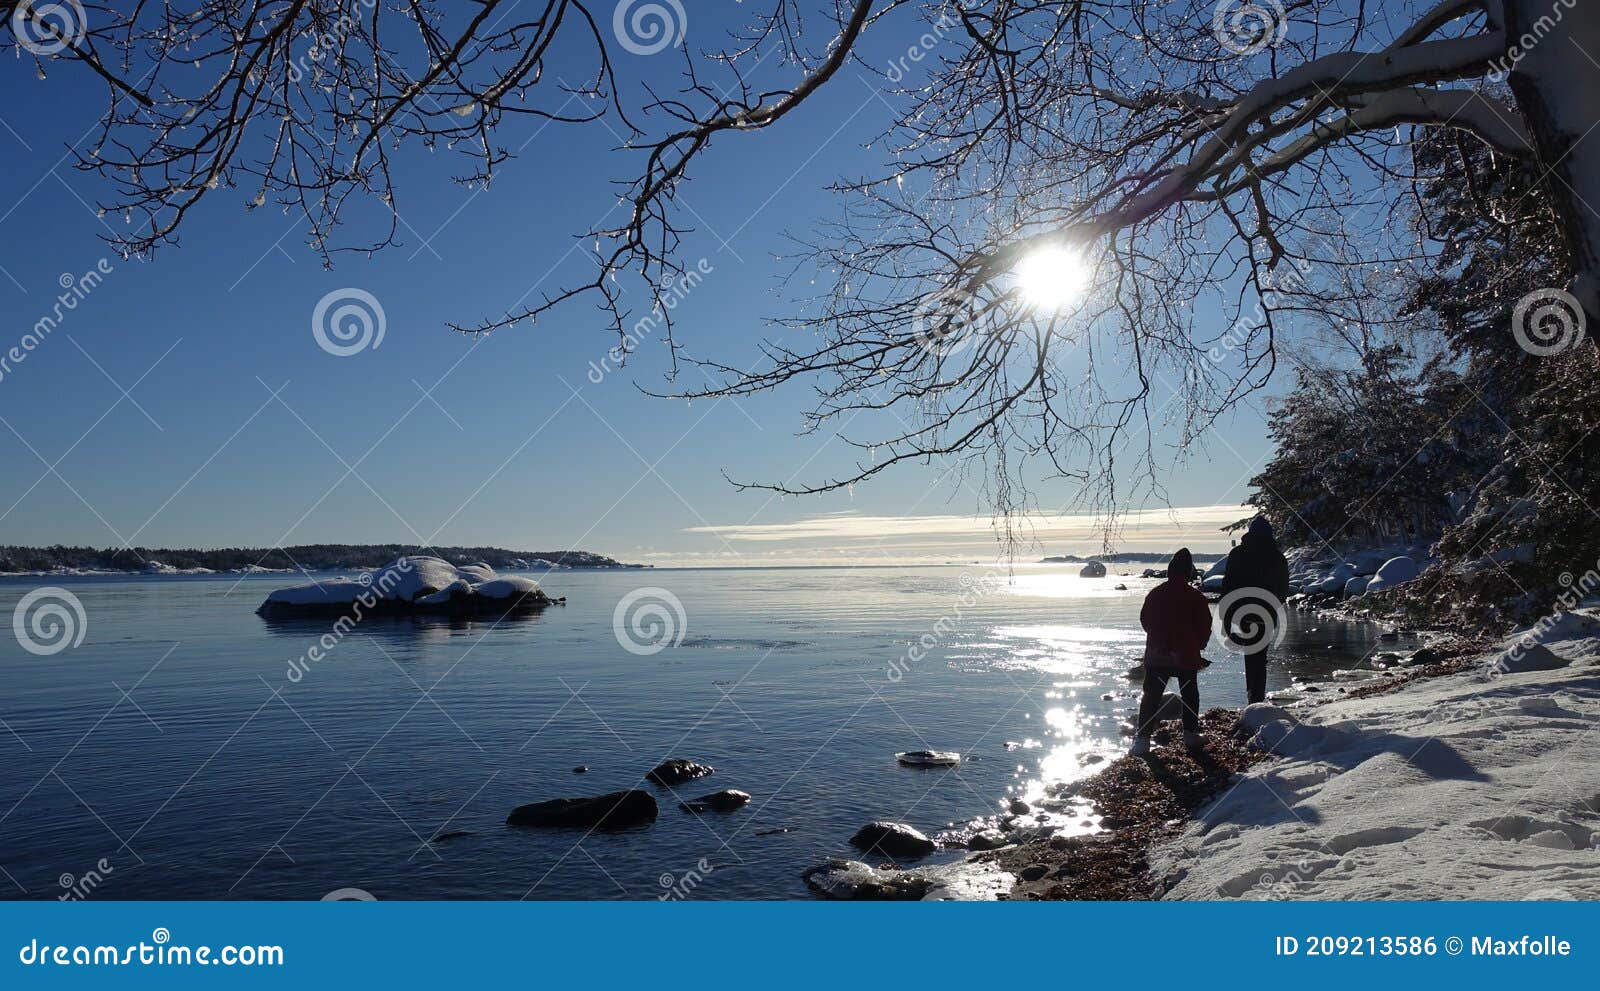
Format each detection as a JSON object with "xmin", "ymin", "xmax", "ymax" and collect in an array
[{"xmin": 1151, "ymin": 611, "xmax": 1600, "ymax": 900}]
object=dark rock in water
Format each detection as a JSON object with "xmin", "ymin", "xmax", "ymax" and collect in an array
[
  {"xmin": 430, "ymin": 830, "xmax": 473, "ymax": 843},
  {"xmin": 896, "ymin": 749, "xmax": 961, "ymax": 766},
  {"xmin": 1083, "ymin": 753, "xmax": 1106, "ymax": 765},
  {"xmin": 801, "ymin": 858, "xmax": 1014, "ymax": 901},
  {"xmin": 1049, "ymin": 834, "xmax": 1073, "ymax": 851},
  {"xmin": 1378, "ymin": 631, "xmax": 1399, "ymax": 641},
  {"xmin": 755, "ymin": 827, "xmax": 793, "ymax": 837},
  {"xmin": 850, "ymin": 821, "xmax": 937, "ymax": 859},
  {"xmin": 646, "ymin": 758, "xmax": 715, "ymax": 786},
  {"xmin": 680, "ymin": 789, "xmax": 751, "ymax": 813},
  {"xmin": 1408, "ymin": 647, "xmax": 1443, "ymax": 667},
  {"xmin": 967, "ymin": 829, "xmax": 1008, "ymax": 851},
  {"xmin": 1019, "ymin": 864, "xmax": 1049, "ymax": 882},
  {"xmin": 1114, "ymin": 584, "xmax": 1128, "ymax": 591},
  {"xmin": 1008, "ymin": 798, "xmax": 1031, "ymax": 815},
  {"xmin": 802, "ymin": 858, "xmax": 927, "ymax": 900},
  {"xmin": 506, "ymin": 790, "xmax": 658, "ymax": 829},
  {"xmin": 572, "ymin": 765, "xmax": 589, "ymax": 774}
]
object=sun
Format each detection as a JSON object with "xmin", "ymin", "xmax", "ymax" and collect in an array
[{"xmin": 1015, "ymin": 245, "xmax": 1092, "ymax": 310}]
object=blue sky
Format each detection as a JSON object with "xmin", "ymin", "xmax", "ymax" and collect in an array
[{"xmin": 0, "ymin": 5, "xmax": 1271, "ymax": 566}]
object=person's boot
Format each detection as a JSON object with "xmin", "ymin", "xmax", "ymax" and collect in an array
[
  {"xmin": 1129, "ymin": 736, "xmax": 1152, "ymax": 758},
  {"xmin": 1183, "ymin": 730, "xmax": 1205, "ymax": 754}
]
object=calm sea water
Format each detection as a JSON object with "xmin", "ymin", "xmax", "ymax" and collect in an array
[{"xmin": 0, "ymin": 565, "xmax": 1409, "ymax": 900}]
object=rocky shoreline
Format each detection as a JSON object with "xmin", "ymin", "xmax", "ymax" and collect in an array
[{"xmin": 803, "ymin": 631, "xmax": 1496, "ymax": 901}]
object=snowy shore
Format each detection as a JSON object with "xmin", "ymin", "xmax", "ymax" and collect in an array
[{"xmin": 1150, "ymin": 611, "xmax": 1600, "ymax": 900}]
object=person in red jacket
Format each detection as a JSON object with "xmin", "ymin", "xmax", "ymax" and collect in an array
[{"xmin": 1131, "ymin": 547, "xmax": 1213, "ymax": 757}]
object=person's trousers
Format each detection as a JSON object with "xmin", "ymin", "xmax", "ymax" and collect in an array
[
  {"xmin": 1245, "ymin": 651, "xmax": 1269, "ymax": 705},
  {"xmin": 1137, "ymin": 666, "xmax": 1200, "ymax": 735}
]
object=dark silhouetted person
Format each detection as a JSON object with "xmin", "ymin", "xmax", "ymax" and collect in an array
[
  {"xmin": 1220, "ymin": 516, "xmax": 1291, "ymax": 704},
  {"xmin": 1131, "ymin": 548, "xmax": 1212, "ymax": 757}
]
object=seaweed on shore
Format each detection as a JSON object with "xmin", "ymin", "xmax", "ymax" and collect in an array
[
  {"xmin": 986, "ymin": 635, "xmax": 1491, "ymax": 901},
  {"xmin": 980, "ymin": 708, "xmax": 1271, "ymax": 900}
]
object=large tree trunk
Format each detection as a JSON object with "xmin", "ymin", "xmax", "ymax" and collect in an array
[{"xmin": 1505, "ymin": 0, "xmax": 1600, "ymax": 325}]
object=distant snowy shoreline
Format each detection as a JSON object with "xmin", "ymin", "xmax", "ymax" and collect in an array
[{"xmin": 0, "ymin": 543, "xmax": 644, "ymax": 577}]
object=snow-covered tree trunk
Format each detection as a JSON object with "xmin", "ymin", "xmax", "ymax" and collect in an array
[{"xmin": 1505, "ymin": 0, "xmax": 1600, "ymax": 322}]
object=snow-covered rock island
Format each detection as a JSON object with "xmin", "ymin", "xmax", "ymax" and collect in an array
[{"xmin": 257, "ymin": 555, "xmax": 560, "ymax": 618}]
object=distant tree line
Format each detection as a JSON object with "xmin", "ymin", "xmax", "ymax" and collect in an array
[{"xmin": 0, "ymin": 545, "xmax": 635, "ymax": 574}]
